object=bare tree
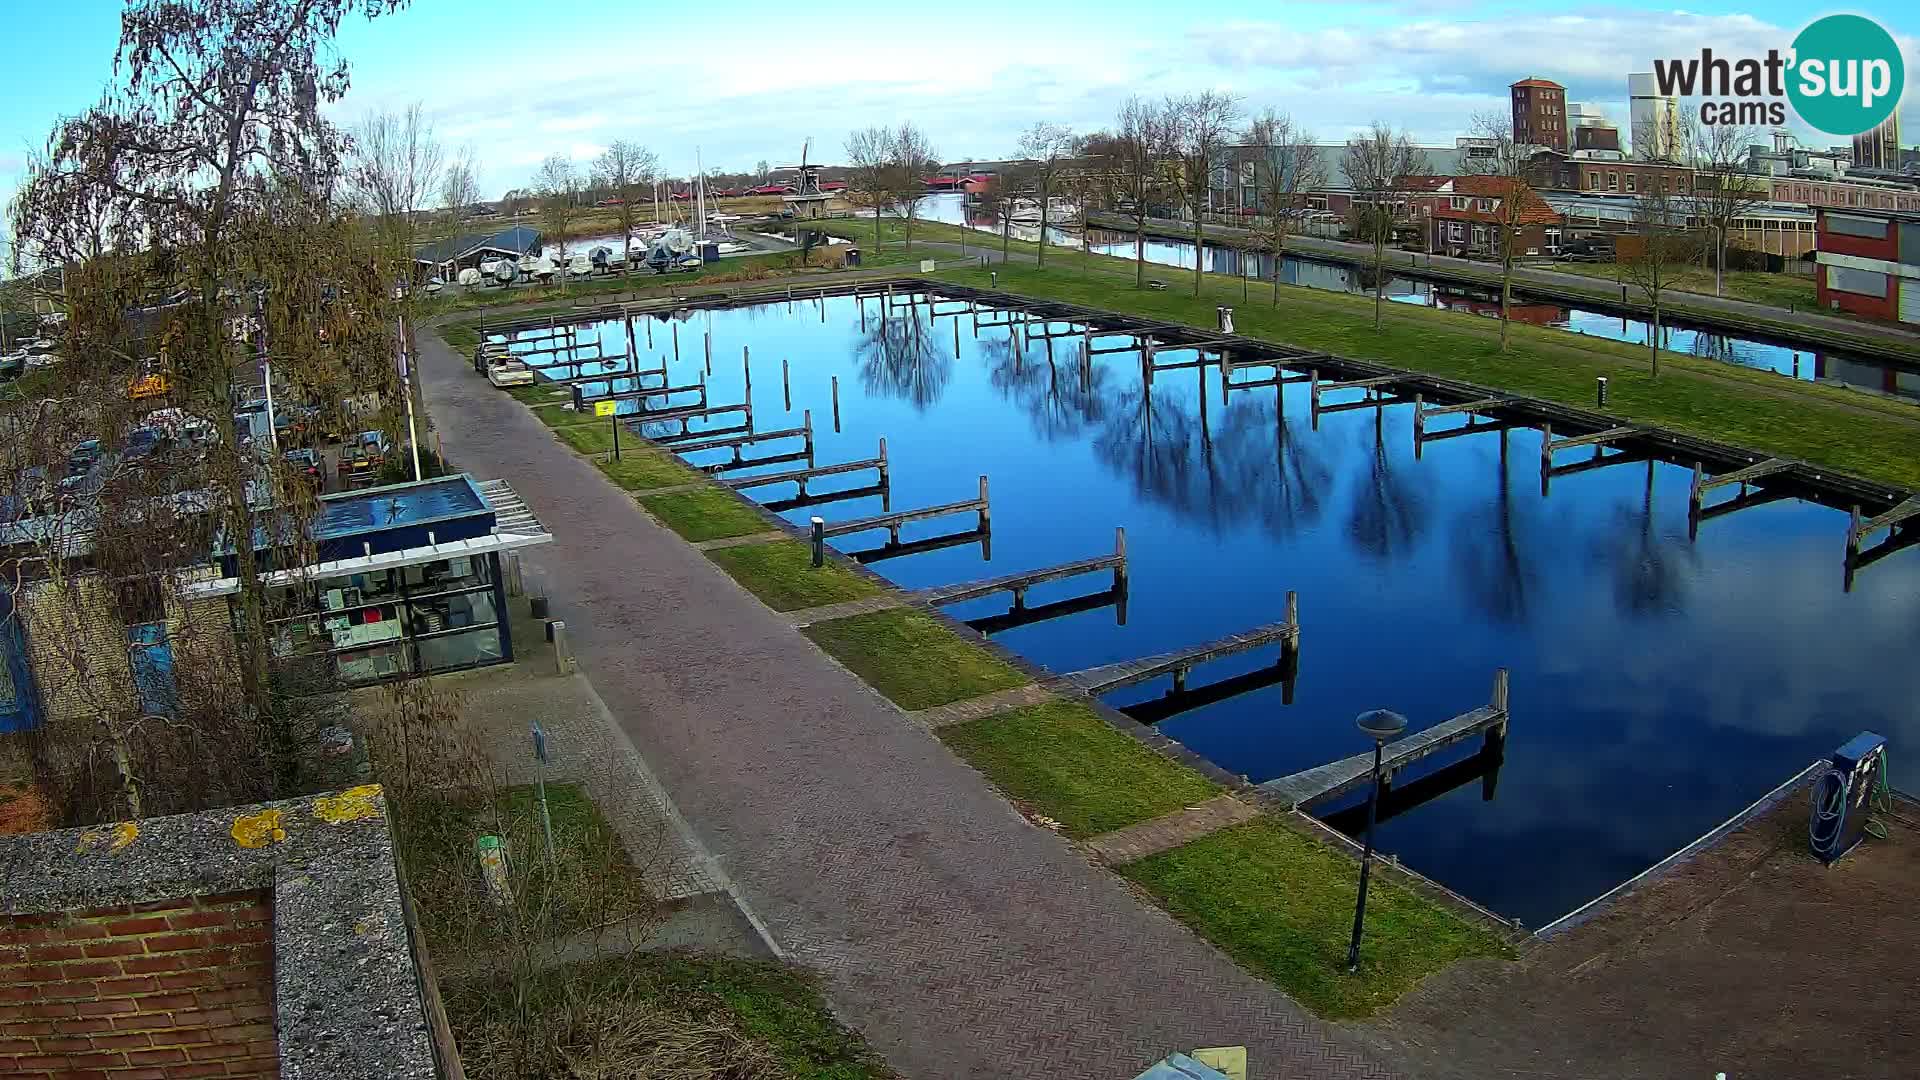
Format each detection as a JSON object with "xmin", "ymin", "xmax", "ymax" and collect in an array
[
  {"xmin": 535, "ymin": 154, "xmax": 581, "ymax": 290},
  {"xmin": 1015, "ymin": 122, "xmax": 1076, "ymax": 267},
  {"xmin": 1619, "ymin": 179, "xmax": 1691, "ymax": 376},
  {"xmin": 437, "ymin": 148, "xmax": 482, "ymax": 279},
  {"xmin": 1089, "ymin": 98, "xmax": 1174, "ymax": 290},
  {"xmin": 1343, "ymin": 123, "xmax": 1427, "ymax": 330},
  {"xmin": 890, "ymin": 122, "xmax": 938, "ymax": 251},
  {"xmin": 593, "ymin": 141, "xmax": 659, "ymax": 273},
  {"xmin": 345, "ymin": 103, "xmax": 445, "ymax": 276},
  {"xmin": 974, "ymin": 172, "xmax": 1021, "ymax": 264},
  {"xmin": 1166, "ymin": 91, "xmax": 1243, "ymax": 296},
  {"xmin": 1679, "ymin": 108, "xmax": 1764, "ymax": 296},
  {"xmin": 1463, "ymin": 112, "xmax": 1551, "ymax": 352},
  {"xmin": 6, "ymin": 0, "xmax": 410, "ymax": 819},
  {"xmin": 844, "ymin": 126, "xmax": 893, "ymax": 249},
  {"xmin": 1243, "ymin": 109, "xmax": 1324, "ymax": 305}
]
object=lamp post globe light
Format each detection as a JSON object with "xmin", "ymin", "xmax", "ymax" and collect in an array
[{"xmin": 1347, "ymin": 708, "xmax": 1409, "ymax": 973}]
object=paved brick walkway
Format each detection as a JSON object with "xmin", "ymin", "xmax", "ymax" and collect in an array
[
  {"xmin": 419, "ymin": 325, "xmax": 1391, "ymax": 1080},
  {"xmin": 1085, "ymin": 796, "xmax": 1262, "ymax": 866}
]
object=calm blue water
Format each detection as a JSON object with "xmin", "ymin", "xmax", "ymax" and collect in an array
[{"xmin": 499, "ymin": 294, "xmax": 1920, "ymax": 926}]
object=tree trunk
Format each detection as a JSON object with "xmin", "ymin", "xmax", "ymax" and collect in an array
[
  {"xmin": 1135, "ymin": 218, "xmax": 1145, "ymax": 288},
  {"xmin": 1499, "ymin": 232, "xmax": 1512, "ymax": 353},
  {"xmin": 1372, "ymin": 240, "xmax": 1385, "ymax": 331},
  {"xmin": 1272, "ymin": 228, "xmax": 1284, "ymax": 305},
  {"xmin": 1193, "ymin": 206, "xmax": 1205, "ymax": 297},
  {"xmin": 1650, "ymin": 303, "xmax": 1662, "ymax": 377},
  {"xmin": 1003, "ymin": 217, "xmax": 1011, "ymax": 263},
  {"xmin": 1037, "ymin": 192, "xmax": 1048, "ymax": 268},
  {"xmin": 1715, "ymin": 229, "xmax": 1725, "ymax": 296}
]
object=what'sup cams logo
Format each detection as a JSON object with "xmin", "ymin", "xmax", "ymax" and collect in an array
[{"xmin": 1652, "ymin": 14, "xmax": 1905, "ymax": 135}]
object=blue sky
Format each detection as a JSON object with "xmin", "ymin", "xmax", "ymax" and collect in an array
[{"xmin": 1, "ymin": 1, "xmax": 1916, "ymax": 207}]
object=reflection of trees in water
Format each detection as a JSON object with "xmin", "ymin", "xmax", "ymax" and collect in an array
[
  {"xmin": 979, "ymin": 332, "xmax": 1111, "ymax": 441},
  {"xmin": 1081, "ymin": 367, "xmax": 1332, "ymax": 540},
  {"xmin": 1345, "ymin": 414, "xmax": 1429, "ymax": 561},
  {"xmin": 853, "ymin": 309, "xmax": 952, "ymax": 411},
  {"xmin": 1589, "ymin": 468, "xmax": 1695, "ymax": 616},
  {"xmin": 1449, "ymin": 439, "xmax": 1540, "ymax": 623}
]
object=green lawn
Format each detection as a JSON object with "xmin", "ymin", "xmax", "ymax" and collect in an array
[
  {"xmin": 1544, "ymin": 261, "xmax": 1819, "ymax": 311},
  {"xmin": 1123, "ymin": 820, "xmax": 1512, "ymax": 1019},
  {"xmin": 801, "ymin": 608, "xmax": 1028, "ymax": 711},
  {"xmin": 444, "ymin": 952, "xmax": 896, "ymax": 1080},
  {"xmin": 924, "ymin": 259, "xmax": 1920, "ymax": 490},
  {"xmin": 705, "ymin": 539, "xmax": 881, "ymax": 611},
  {"xmin": 938, "ymin": 700, "xmax": 1218, "ymax": 838},
  {"xmin": 639, "ymin": 488, "xmax": 771, "ymax": 542}
]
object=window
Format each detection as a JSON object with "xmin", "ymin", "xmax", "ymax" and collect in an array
[
  {"xmin": 1607, "ymin": 172, "xmax": 1619, "ymax": 191},
  {"xmin": 1625, "ymin": 175, "xmax": 1636, "ymax": 193},
  {"xmin": 1827, "ymin": 266, "xmax": 1888, "ymax": 297},
  {"xmin": 1451, "ymin": 196, "xmax": 1468, "ymax": 210},
  {"xmin": 1478, "ymin": 198, "xmax": 1494, "ymax": 212},
  {"xmin": 1827, "ymin": 213, "xmax": 1888, "ymax": 239},
  {"xmin": 1472, "ymin": 225, "xmax": 1488, "ymax": 246},
  {"xmin": 269, "ymin": 554, "xmax": 503, "ymax": 686},
  {"xmin": 1588, "ymin": 171, "xmax": 1601, "ymax": 189}
]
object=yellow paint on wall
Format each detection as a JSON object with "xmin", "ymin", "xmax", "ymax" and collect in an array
[
  {"xmin": 312, "ymin": 784, "xmax": 384, "ymax": 824},
  {"xmin": 231, "ymin": 808, "xmax": 287, "ymax": 848}
]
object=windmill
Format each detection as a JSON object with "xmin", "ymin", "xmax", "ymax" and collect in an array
[{"xmin": 779, "ymin": 138, "xmax": 821, "ymax": 196}]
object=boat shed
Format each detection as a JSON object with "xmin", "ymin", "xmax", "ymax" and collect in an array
[{"xmin": 413, "ymin": 226, "xmax": 544, "ymax": 277}]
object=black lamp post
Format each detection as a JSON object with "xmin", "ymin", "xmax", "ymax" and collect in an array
[{"xmin": 1347, "ymin": 708, "xmax": 1408, "ymax": 973}]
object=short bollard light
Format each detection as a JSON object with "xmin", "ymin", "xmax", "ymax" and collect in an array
[
  {"xmin": 1596, "ymin": 376, "xmax": 1608, "ymax": 407},
  {"xmin": 1347, "ymin": 708, "xmax": 1409, "ymax": 973}
]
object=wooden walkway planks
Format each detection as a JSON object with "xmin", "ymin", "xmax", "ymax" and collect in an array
[
  {"xmin": 1260, "ymin": 670, "xmax": 1509, "ymax": 810},
  {"xmin": 722, "ymin": 444, "xmax": 886, "ymax": 493},
  {"xmin": 819, "ymin": 477, "xmax": 988, "ymax": 543},
  {"xmin": 1541, "ymin": 424, "xmax": 1640, "ymax": 456},
  {"xmin": 1848, "ymin": 493, "xmax": 1920, "ymax": 557},
  {"xmin": 1062, "ymin": 601, "xmax": 1298, "ymax": 696},
  {"xmin": 915, "ymin": 528, "xmax": 1125, "ymax": 607}
]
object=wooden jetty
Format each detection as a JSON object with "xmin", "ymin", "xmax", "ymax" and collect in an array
[
  {"xmin": 722, "ymin": 440, "xmax": 887, "ymax": 497},
  {"xmin": 847, "ymin": 526, "xmax": 988, "ymax": 565},
  {"xmin": 639, "ymin": 402, "xmax": 754, "ymax": 442},
  {"xmin": 1309, "ymin": 372, "xmax": 1414, "ymax": 426},
  {"xmin": 1687, "ymin": 458, "xmax": 1795, "ymax": 537},
  {"xmin": 764, "ymin": 481, "xmax": 888, "ymax": 516},
  {"xmin": 1061, "ymin": 598, "xmax": 1298, "ymax": 697},
  {"xmin": 1847, "ymin": 493, "xmax": 1920, "ymax": 563},
  {"xmin": 1123, "ymin": 656, "xmax": 1296, "ymax": 724},
  {"xmin": 1260, "ymin": 669, "xmax": 1510, "ymax": 811},
  {"xmin": 673, "ymin": 412, "xmax": 814, "ymax": 470},
  {"xmin": 917, "ymin": 528, "xmax": 1127, "ymax": 610},
  {"xmin": 963, "ymin": 585, "xmax": 1127, "ymax": 636},
  {"xmin": 572, "ymin": 380, "xmax": 706, "ymax": 410},
  {"xmin": 817, "ymin": 476, "xmax": 988, "ymax": 546},
  {"xmin": 1538, "ymin": 424, "xmax": 1644, "ymax": 494}
]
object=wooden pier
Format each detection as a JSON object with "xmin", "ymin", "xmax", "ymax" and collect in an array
[
  {"xmin": 639, "ymin": 402, "xmax": 754, "ymax": 442},
  {"xmin": 1260, "ymin": 669, "xmax": 1510, "ymax": 811},
  {"xmin": 1060, "ymin": 599, "xmax": 1298, "ymax": 697},
  {"xmin": 1411, "ymin": 394, "xmax": 1518, "ymax": 456},
  {"xmin": 1847, "ymin": 493, "xmax": 1920, "ymax": 564},
  {"xmin": 916, "ymin": 528, "xmax": 1127, "ymax": 609},
  {"xmin": 1309, "ymin": 372, "xmax": 1413, "ymax": 426},
  {"xmin": 1538, "ymin": 424, "xmax": 1644, "ymax": 494},
  {"xmin": 673, "ymin": 413, "xmax": 814, "ymax": 470},
  {"xmin": 1687, "ymin": 458, "xmax": 1795, "ymax": 537},
  {"xmin": 722, "ymin": 440, "xmax": 887, "ymax": 497},
  {"xmin": 534, "ymin": 363, "xmax": 661, "ymax": 387},
  {"xmin": 571, "ymin": 380, "xmax": 706, "ymax": 410},
  {"xmin": 817, "ymin": 476, "xmax": 988, "ymax": 546}
]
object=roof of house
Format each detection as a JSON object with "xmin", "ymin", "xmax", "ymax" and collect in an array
[
  {"xmin": 413, "ymin": 225, "xmax": 542, "ymax": 265},
  {"xmin": 1434, "ymin": 175, "xmax": 1564, "ymax": 224},
  {"xmin": 1512, "ymin": 77, "xmax": 1564, "ymax": 89}
]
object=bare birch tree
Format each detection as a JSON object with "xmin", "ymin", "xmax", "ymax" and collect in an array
[
  {"xmin": 1619, "ymin": 180, "xmax": 1691, "ymax": 377},
  {"xmin": 1678, "ymin": 108, "xmax": 1765, "ymax": 296},
  {"xmin": 1463, "ymin": 112, "xmax": 1549, "ymax": 352},
  {"xmin": 1244, "ymin": 109, "xmax": 1324, "ymax": 304},
  {"xmin": 346, "ymin": 102, "xmax": 444, "ymax": 276},
  {"xmin": 1015, "ymin": 122, "xmax": 1077, "ymax": 267},
  {"xmin": 1095, "ymin": 97, "xmax": 1174, "ymax": 290},
  {"xmin": 593, "ymin": 140, "xmax": 659, "ymax": 272},
  {"xmin": 1166, "ymin": 91, "xmax": 1243, "ymax": 296},
  {"xmin": 890, "ymin": 122, "xmax": 938, "ymax": 251},
  {"xmin": 437, "ymin": 148, "xmax": 482, "ymax": 278},
  {"xmin": 1343, "ymin": 123, "xmax": 1426, "ymax": 330}
]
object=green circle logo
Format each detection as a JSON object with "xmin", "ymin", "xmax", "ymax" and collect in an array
[{"xmin": 1787, "ymin": 15, "xmax": 1904, "ymax": 137}]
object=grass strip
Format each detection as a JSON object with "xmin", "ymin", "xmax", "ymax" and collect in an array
[
  {"xmin": 705, "ymin": 539, "xmax": 880, "ymax": 612},
  {"xmin": 938, "ymin": 700, "xmax": 1218, "ymax": 837},
  {"xmin": 801, "ymin": 608, "xmax": 1028, "ymax": 711},
  {"xmin": 1122, "ymin": 819, "xmax": 1511, "ymax": 1020},
  {"xmin": 640, "ymin": 488, "xmax": 770, "ymax": 542}
]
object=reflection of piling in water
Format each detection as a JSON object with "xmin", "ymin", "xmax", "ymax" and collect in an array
[
  {"xmin": 1687, "ymin": 457, "xmax": 1794, "ymax": 539},
  {"xmin": 1537, "ymin": 423, "xmax": 1643, "ymax": 496},
  {"xmin": 831, "ymin": 375, "xmax": 841, "ymax": 432}
]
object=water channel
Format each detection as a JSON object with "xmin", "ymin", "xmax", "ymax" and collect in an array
[
  {"xmin": 502, "ymin": 291, "xmax": 1920, "ymax": 928},
  {"xmin": 908, "ymin": 193, "xmax": 1919, "ymax": 400}
]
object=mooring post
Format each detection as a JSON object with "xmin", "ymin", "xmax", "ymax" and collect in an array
[
  {"xmin": 782, "ymin": 358, "xmax": 792, "ymax": 411},
  {"xmin": 810, "ymin": 517, "xmax": 826, "ymax": 567},
  {"xmin": 1689, "ymin": 462, "xmax": 1705, "ymax": 510},
  {"xmin": 672, "ymin": 321, "xmax": 679, "ymax": 362},
  {"xmin": 1114, "ymin": 526, "xmax": 1128, "ymax": 591},
  {"xmin": 802, "ymin": 409, "xmax": 815, "ymax": 457},
  {"xmin": 1308, "ymin": 369, "xmax": 1321, "ymax": 429},
  {"xmin": 1793, "ymin": 352, "xmax": 1801, "ymax": 379},
  {"xmin": 743, "ymin": 345, "xmax": 752, "ymax": 401},
  {"xmin": 704, "ymin": 329, "xmax": 712, "ymax": 374},
  {"xmin": 1848, "ymin": 505, "xmax": 1863, "ymax": 559},
  {"xmin": 1488, "ymin": 667, "xmax": 1511, "ymax": 751},
  {"xmin": 831, "ymin": 376, "xmax": 842, "ymax": 432},
  {"xmin": 1412, "ymin": 394, "xmax": 1425, "ymax": 459},
  {"xmin": 877, "ymin": 437, "xmax": 889, "ymax": 485},
  {"xmin": 646, "ymin": 318, "xmax": 652, "ymax": 348},
  {"xmin": 552, "ymin": 620, "xmax": 570, "ymax": 675},
  {"xmin": 977, "ymin": 475, "xmax": 991, "ymax": 533},
  {"xmin": 1284, "ymin": 589, "xmax": 1300, "ymax": 651}
]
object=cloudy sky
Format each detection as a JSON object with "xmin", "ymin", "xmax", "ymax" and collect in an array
[{"xmin": 1, "ymin": 1, "xmax": 1915, "ymax": 205}]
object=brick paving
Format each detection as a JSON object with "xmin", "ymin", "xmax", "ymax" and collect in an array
[
  {"xmin": 911, "ymin": 682, "xmax": 1060, "ymax": 728},
  {"xmin": 783, "ymin": 594, "xmax": 906, "ymax": 627},
  {"xmin": 690, "ymin": 531, "xmax": 788, "ymax": 551},
  {"xmin": 419, "ymin": 324, "xmax": 1392, "ymax": 1080},
  {"xmin": 1084, "ymin": 796, "xmax": 1262, "ymax": 866}
]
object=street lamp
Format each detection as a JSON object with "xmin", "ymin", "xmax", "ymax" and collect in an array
[{"xmin": 1347, "ymin": 708, "xmax": 1408, "ymax": 973}]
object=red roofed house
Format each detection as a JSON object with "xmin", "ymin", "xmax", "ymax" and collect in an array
[{"xmin": 1429, "ymin": 175, "xmax": 1565, "ymax": 256}]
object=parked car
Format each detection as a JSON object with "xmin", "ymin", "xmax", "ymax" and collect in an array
[{"xmin": 283, "ymin": 447, "xmax": 323, "ymax": 489}]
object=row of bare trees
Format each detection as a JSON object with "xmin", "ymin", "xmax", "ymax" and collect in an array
[{"xmin": 843, "ymin": 123, "xmax": 938, "ymax": 250}]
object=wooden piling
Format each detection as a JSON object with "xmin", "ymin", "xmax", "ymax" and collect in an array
[
  {"xmin": 704, "ymin": 330, "xmax": 712, "ymax": 374},
  {"xmin": 1114, "ymin": 526, "xmax": 1128, "ymax": 591},
  {"xmin": 977, "ymin": 475, "xmax": 991, "ymax": 533},
  {"xmin": 782, "ymin": 358, "xmax": 792, "ymax": 411},
  {"xmin": 878, "ymin": 437, "xmax": 889, "ymax": 485},
  {"xmin": 743, "ymin": 345, "xmax": 752, "ymax": 401},
  {"xmin": 811, "ymin": 517, "xmax": 826, "ymax": 567},
  {"xmin": 1412, "ymin": 394, "xmax": 1425, "ymax": 459},
  {"xmin": 832, "ymin": 376, "xmax": 841, "ymax": 432},
  {"xmin": 672, "ymin": 322, "xmax": 679, "ymax": 362},
  {"xmin": 1284, "ymin": 590, "xmax": 1299, "ymax": 650}
]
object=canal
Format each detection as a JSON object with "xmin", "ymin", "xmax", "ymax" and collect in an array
[
  {"xmin": 504, "ymin": 291, "xmax": 1920, "ymax": 929},
  {"xmin": 909, "ymin": 193, "xmax": 1918, "ymax": 400}
]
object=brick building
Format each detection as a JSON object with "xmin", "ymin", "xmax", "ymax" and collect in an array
[
  {"xmin": 1814, "ymin": 208, "xmax": 1920, "ymax": 324},
  {"xmin": 1511, "ymin": 78, "xmax": 1568, "ymax": 153},
  {"xmin": 1428, "ymin": 176, "xmax": 1564, "ymax": 255},
  {"xmin": 0, "ymin": 786, "xmax": 446, "ymax": 1079}
]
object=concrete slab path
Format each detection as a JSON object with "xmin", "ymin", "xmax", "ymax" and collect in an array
[{"xmin": 417, "ymin": 322, "xmax": 1391, "ymax": 1080}]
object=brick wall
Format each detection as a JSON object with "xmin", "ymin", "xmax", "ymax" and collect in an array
[{"xmin": 0, "ymin": 889, "xmax": 278, "ymax": 1079}]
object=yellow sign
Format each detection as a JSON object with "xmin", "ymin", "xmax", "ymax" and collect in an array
[
  {"xmin": 1191, "ymin": 1048, "xmax": 1247, "ymax": 1080},
  {"xmin": 594, "ymin": 400, "xmax": 616, "ymax": 417}
]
